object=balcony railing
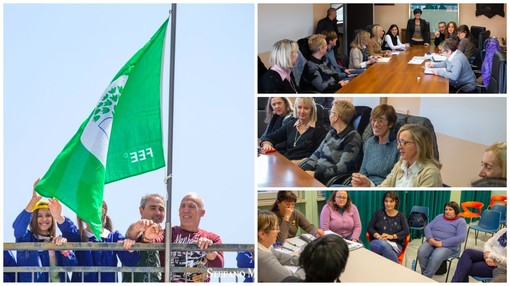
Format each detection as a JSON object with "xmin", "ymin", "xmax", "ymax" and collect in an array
[{"xmin": 3, "ymin": 242, "xmax": 254, "ymax": 283}]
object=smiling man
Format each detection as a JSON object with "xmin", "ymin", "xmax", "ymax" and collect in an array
[{"xmin": 171, "ymin": 193, "xmax": 224, "ymax": 282}]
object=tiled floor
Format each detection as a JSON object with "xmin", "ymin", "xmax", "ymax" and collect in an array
[{"xmin": 401, "ymin": 225, "xmax": 502, "ymax": 283}]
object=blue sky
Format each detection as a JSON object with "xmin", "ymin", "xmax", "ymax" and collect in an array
[{"xmin": 3, "ymin": 3, "xmax": 254, "ymax": 274}]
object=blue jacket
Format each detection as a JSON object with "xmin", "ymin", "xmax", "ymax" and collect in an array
[
  {"xmin": 12, "ymin": 209, "xmax": 77, "ymax": 282},
  {"xmin": 58, "ymin": 217, "xmax": 140, "ymax": 282},
  {"xmin": 4, "ymin": 250, "xmax": 17, "ymax": 282}
]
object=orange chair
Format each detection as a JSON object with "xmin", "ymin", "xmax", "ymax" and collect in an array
[
  {"xmin": 366, "ymin": 232, "xmax": 410, "ymax": 264},
  {"xmin": 489, "ymin": 195, "xmax": 507, "ymax": 209},
  {"xmin": 459, "ymin": 201, "xmax": 484, "ymax": 224}
]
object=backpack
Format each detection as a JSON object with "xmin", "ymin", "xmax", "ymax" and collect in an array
[{"xmin": 408, "ymin": 212, "xmax": 427, "ymax": 228}]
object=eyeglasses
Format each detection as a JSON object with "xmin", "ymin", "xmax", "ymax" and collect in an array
[
  {"xmin": 329, "ymin": 110, "xmax": 337, "ymax": 116},
  {"xmin": 397, "ymin": 140, "xmax": 415, "ymax": 146},
  {"xmin": 336, "ymin": 196, "xmax": 348, "ymax": 200},
  {"xmin": 370, "ymin": 117, "xmax": 387, "ymax": 124}
]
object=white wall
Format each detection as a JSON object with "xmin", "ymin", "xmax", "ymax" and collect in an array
[
  {"xmin": 258, "ymin": 4, "xmax": 314, "ymax": 52},
  {"xmin": 420, "ymin": 97, "xmax": 506, "ymax": 146}
]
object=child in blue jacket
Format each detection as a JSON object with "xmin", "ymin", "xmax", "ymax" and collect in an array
[
  {"xmin": 49, "ymin": 198, "xmax": 140, "ymax": 282},
  {"xmin": 13, "ymin": 182, "xmax": 77, "ymax": 282}
]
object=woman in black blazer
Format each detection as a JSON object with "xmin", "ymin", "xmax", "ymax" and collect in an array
[{"xmin": 406, "ymin": 8, "xmax": 430, "ymax": 46}]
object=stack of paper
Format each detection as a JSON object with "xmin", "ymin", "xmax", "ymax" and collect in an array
[
  {"xmin": 432, "ymin": 54, "xmax": 447, "ymax": 62},
  {"xmin": 408, "ymin": 57, "xmax": 425, "ymax": 64}
]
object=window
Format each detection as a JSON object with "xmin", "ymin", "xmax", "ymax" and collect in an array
[{"xmin": 410, "ymin": 3, "xmax": 459, "ymax": 32}]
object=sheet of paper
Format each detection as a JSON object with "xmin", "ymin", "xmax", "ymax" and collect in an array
[
  {"xmin": 377, "ymin": 57, "xmax": 391, "ymax": 63},
  {"xmin": 391, "ymin": 51, "xmax": 400, "ymax": 56},
  {"xmin": 432, "ymin": 55, "xmax": 446, "ymax": 62},
  {"xmin": 408, "ymin": 58, "xmax": 424, "ymax": 64}
]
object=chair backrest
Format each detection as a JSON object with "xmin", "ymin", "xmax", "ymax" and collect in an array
[
  {"xmin": 489, "ymin": 195, "xmax": 508, "ymax": 208},
  {"xmin": 461, "ymin": 201, "xmax": 484, "ymax": 214},
  {"xmin": 470, "ymin": 25, "xmax": 486, "ymax": 47},
  {"xmin": 477, "ymin": 209, "xmax": 501, "ymax": 230},
  {"xmin": 410, "ymin": 206, "xmax": 430, "ymax": 221},
  {"xmin": 398, "ymin": 234, "xmax": 411, "ymax": 264},
  {"xmin": 487, "ymin": 50, "xmax": 507, "ymax": 93},
  {"xmin": 361, "ymin": 113, "xmax": 439, "ymax": 161},
  {"xmin": 297, "ymin": 36, "xmax": 311, "ymax": 60},
  {"xmin": 490, "ymin": 205, "xmax": 507, "ymax": 223},
  {"xmin": 291, "ymin": 49, "xmax": 307, "ymax": 89}
]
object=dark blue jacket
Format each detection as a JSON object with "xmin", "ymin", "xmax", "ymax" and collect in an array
[
  {"xmin": 58, "ymin": 217, "xmax": 140, "ymax": 282},
  {"xmin": 13, "ymin": 210, "xmax": 77, "ymax": 282}
]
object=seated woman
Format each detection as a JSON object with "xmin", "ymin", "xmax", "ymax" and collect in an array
[
  {"xmin": 260, "ymin": 97, "xmax": 327, "ymax": 161},
  {"xmin": 457, "ymin": 25, "xmax": 476, "ymax": 61},
  {"xmin": 260, "ymin": 97, "xmax": 293, "ymax": 152},
  {"xmin": 452, "ymin": 228, "xmax": 507, "ymax": 282},
  {"xmin": 446, "ymin": 21, "xmax": 459, "ymax": 44},
  {"xmin": 349, "ymin": 30, "xmax": 377, "ymax": 70},
  {"xmin": 354, "ymin": 124, "xmax": 442, "ymax": 187},
  {"xmin": 368, "ymin": 25, "xmax": 391, "ymax": 57},
  {"xmin": 283, "ymin": 234, "xmax": 349, "ymax": 282},
  {"xmin": 257, "ymin": 210, "xmax": 303, "ymax": 282},
  {"xmin": 406, "ymin": 8, "xmax": 430, "ymax": 46},
  {"xmin": 270, "ymin": 191, "xmax": 324, "ymax": 243},
  {"xmin": 351, "ymin": 104, "xmax": 399, "ymax": 186},
  {"xmin": 367, "ymin": 191, "xmax": 409, "ymax": 263},
  {"xmin": 426, "ymin": 39, "xmax": 477, "ymax": 93},
  {"xmin": 417, "ymin": 201, "xmax": 467, "ymax": 278},
  {"xmin": 259, "ymin": 39, "xmax": 299, "ymax": 93},
  {"xmin": 299, "ymin": 99, "xmax": 362, "ymax": 185},
  {"xmin": 384, "ymin": 24, "xmax": 410, "ymax": 50},
  {"xmin": 479, "ymin": 141, "xmax": 506, "ymax": 180},
  {"xmin": 301, "ymin": 34, "xmax": 349, "ymax": 93},
  {"xmin": 320, "ymin": 190, "xmax": 361, "ymax": 242},
  {"xmin": 321, "ymin": 30, "xmax": 363, "ymax": 79}
]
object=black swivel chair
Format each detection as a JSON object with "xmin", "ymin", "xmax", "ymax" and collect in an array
[{"xmin": 486, "ymin": 51, "xmax": 507, "ymax": 93}]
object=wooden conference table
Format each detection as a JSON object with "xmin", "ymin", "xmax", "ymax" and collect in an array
[
  {"xmin": 282, "ymin": 236, "xmax": 435, "ymax": 283},
  {"xmin": 337, "ymin": 45, "xmax": 449, "ymax": 93},
  {"xmin": 257, "ymin": 151, "xmax": 325, "ymax": 188}
]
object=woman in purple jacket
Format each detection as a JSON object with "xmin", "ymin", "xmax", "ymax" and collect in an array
[{"xmin": 417, "ymin": 201, "xmax": 467, "ymax": 278}]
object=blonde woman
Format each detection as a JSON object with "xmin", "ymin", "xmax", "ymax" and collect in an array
[
  {"xmin": 368, "ymin": 25, "xmax": 391, "ymax": 57},
  {"xmin": 349, "ymin": 30, "xmax": 377, "ymax": 69},
  {"xmin": 260, "ymin": 39, "xmax": 299, "ymax": 93}
]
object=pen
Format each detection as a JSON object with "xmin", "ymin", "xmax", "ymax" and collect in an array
[{"xmin": 288, "ymin": 242, "xmax": 298, "ymax": 247}]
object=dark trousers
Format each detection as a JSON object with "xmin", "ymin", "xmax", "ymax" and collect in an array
[{"xmin": 451, "ymin": 249, "xmax": 496, "ymax": 282}]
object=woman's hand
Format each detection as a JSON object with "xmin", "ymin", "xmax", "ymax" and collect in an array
[
  {"xmin": 315, "ymin": 229, "xmax": 325, "ymax": 238},
  {"xmin": 485, "ymin": 257, "xmax": 496, "ymax": 267},
  {"xmin": 351, "ymin": 173, "xmax": 370, "ymax": 187},
  {"xmin": 425, "ymin": 62, "xmax": 434, "ymax": 68},
  {"xmin": 260, "ymin": 141, "xmax": 274, "ymax": 153},
  {"xmin": 283, "ymin": 207, "xmax": 294, "ymax": 221},
  {"xmin": 119, "ymin": 239, "xmax": 136, "ymax": 251},
  {"xmin": 53, "ymin": 236, "xmax": 67, "ymax": 246},
  {"xmin": 339, "ymin": 80, "xmax": 349, "ymax": 87},
  {"xmin": 48, "ymin": 198, "xmax": 65, "ymax": 224}
]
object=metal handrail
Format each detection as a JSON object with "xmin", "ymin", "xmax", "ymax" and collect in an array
[{"xmin": 3, "ymin": 242, "xmax": 254, "ymax": 283}]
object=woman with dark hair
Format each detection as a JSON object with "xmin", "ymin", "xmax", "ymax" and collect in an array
[
  {"xmin": 384, "ymin": 24, "xmax": 410, "ymax": 50},
  {"xmin": 13, "ymin": 179, "xmax": 77, "ymax": 282},
  {"xmin": 270, "ymin": 191, "xmax": 324, "ymax": 243},
  {"xmin": 259, "ymin": 39, "xmax": 299, "ymax": 93},
  {"xmin": 260, "ymin": 97, "xmax": 327, "ymax": 161},
  {"xmin": 446, "ymin": 21, "xmax": 459, "ymax": 43},
  {"xmin": 320, "ymin": 190, "xmax": 362, "ymax": 242},
  {"xmin": 457, "ymin": 25, "xmax": 476, "ymax": 60},
  {"xmin": 352, "ymin": 104, "xmax": 399, "ymax": 187},
  {"xmin": 367, "ymin": 191, "xmax": 409, "ymax": 263},
  {"xmin": 417, "ymin": 201, "xmax": 467, "ymax": 278},
  {"xmin": 261, "ymin": 97, "xmax": 293, "ymax": 140},
  {"xmin": 284, "ymin": 234, "xmax": 350, "ymax": 282},
  {"xmin": 51, "ymin": 199, "xmax": 143, "ymax": 282},
  {"xmin": 406, "ymin": 8, "xmax": 430, "ymax": 46}
]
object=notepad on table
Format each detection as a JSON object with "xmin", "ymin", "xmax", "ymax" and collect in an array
[
  {"xmin": 377, "ymin": 57, "xmax": 391, "ymax": 63},
  {"xmin": 408, "ymin": 57, "xmax": 424, "ymax": 65},
  {"xmin": 432, "ymin": 54, "xmax": 447, "ymax": 62}
]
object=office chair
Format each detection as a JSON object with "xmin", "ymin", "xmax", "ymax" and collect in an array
[
  {"xmin": 459, "ymin": 201, "xmax": 484, "ymax": 224},
  {"xmin": 366, "ymin": 232, "xmax": 410, "ymax": 265},
  {"xmin": 486, "ymin": 51, "xmax": 507, "ymax": 93},
  {"xmin": 464, "ymin": 209, "xmax": 501, "ymax": 249}
]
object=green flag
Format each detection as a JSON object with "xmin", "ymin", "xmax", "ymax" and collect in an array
[{"xmin": 35, "ymin": 19, "xmax": 168, "ymax": 239}]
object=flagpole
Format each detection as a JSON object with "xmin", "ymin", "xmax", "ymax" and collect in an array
[{"xmin": 165, "ymin": 3, "xmax": 177, "ymax": 283}]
